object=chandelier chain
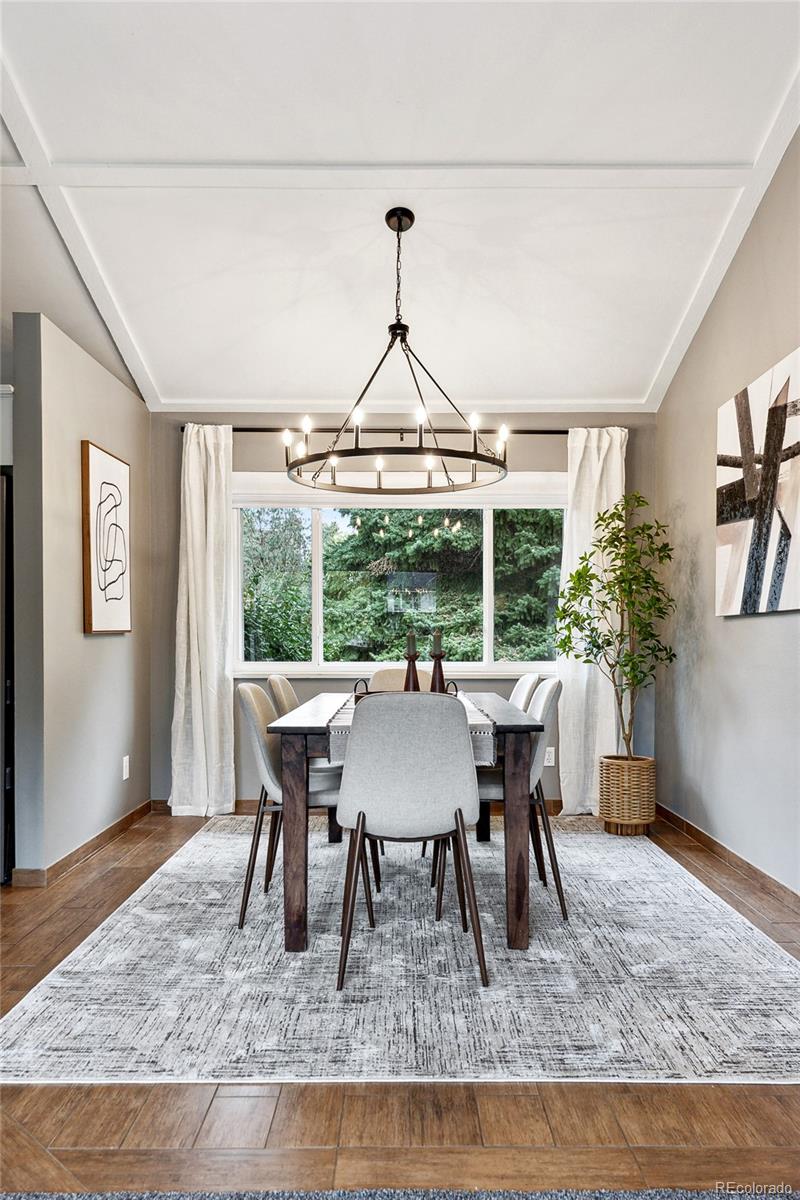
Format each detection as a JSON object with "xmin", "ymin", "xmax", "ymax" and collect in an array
[{"xmin": 395, "ymin": 225, "xmax": 403, "ymax": 322}]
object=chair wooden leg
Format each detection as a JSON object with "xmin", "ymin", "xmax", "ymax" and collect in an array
[
  {"xmin": 435, "ymin": 837, "xmax": 448, "ymax": 921},
  {"xmin": 379, "ymin": 840, "xmax": 386, "ymax": 855},
  {"xmin": 264, "ymin": 809, "xmax": 283, "ymax": 893},
  {"xmin": 238, "ymin": 787, "xmax": 267, "ymax": 929},
  {"xmin": 537, "ymin": 782, "xmax": 568, "ymax": 921},
  {"xmin": 341, "ymin": 827, "xmax": 359, "ymax": 937},
  {"xmin": 337, "ymin": 813, "xmax": 364, "ymax": 989},
  {"xmin": 327, "ymin": 806, "xmax": 343, "ymax": 844},
  {"xmin": 476, "ymin": 799, "xmax": 492, "ymax": 842},
  {"xmin": 359, "ymin": 827, "xmax": 375, "ymax": 929},
  {"xmin": 455, "ymin": 809, "xmax": 489, "ymax": 986},
  {"xmin": 368, "ymin": 837, "xmax": 382, "ymax": 893},
  {"xmin": 421, "ymin": 841, "xmax": 428, "ymax": 858},
  {"xmin": 451, "ymin": 834, "xmax": 468, "ymax": 932},
  {"xmin": 430, "ymin": 837, "xmax": 440, "ymax": 887},
  {"xmin": 529, "ymin": 802, "xmax": 547, "ymax": 886}
]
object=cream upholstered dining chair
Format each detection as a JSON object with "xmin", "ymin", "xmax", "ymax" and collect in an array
[
  {"xmin": 470, "ymin": 673, "xmax": 540, "ymax": 860},
  {"xmin": 335, "ymin": 691, "xmax": 488, "ymax": 991},
  {"xmin": 268, "ymin": 674, "xmax": 345, "ymax": 772},
  {"xmin": 509, "ymin": 672, "xmax": 541, "ymax": 712},
  {"xmin": 236, "ymin": 682, "xmax": 342, "ymax": 928},
  {"xmin": 477, "ymin": 677, "xmax": 568, "ymax": 920},
  {"xmin": 368, "ymin": 665, "xmax": 433, "ymax": 691}
]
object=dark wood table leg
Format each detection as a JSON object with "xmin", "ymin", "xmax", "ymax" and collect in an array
[
  {"xmin": 282, "ymin": 734, "xmax": 309, "ymax": 952},
  {"xmin": 476, "ymin": 800, "xmax": 492, "ymax": 842},
  {"xmin": 327, "ymin": 807, "xmax": 343, "ymax": 844},
  {"xmin": 503, "ymin": 731, "xmax": 531, "ymax": 950}
]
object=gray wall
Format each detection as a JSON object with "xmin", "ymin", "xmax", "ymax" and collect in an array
[
  {"xmin": 655, "ymin": 132, "xmax": 800, "ymax": 892},
  {"xmin": 149, "ymin": 409, "xmax": 656, "ymax": 804},
  {"xmin": 13, "ymin": 314, "xmax": 151, "ymax": 869}
]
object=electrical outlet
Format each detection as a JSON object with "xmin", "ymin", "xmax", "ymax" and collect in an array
[
  {"xmin": 544, "ymin": 747, "xmax": 556, "ymax": 767},
  {"xmin": 122, "ymin": 755, "xmax": 130, "ymax": 781}
]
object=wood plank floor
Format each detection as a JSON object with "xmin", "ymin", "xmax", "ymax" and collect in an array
[{"xmin": 1, "ymin": 811, "xmax": 798, "ymax": 1192}]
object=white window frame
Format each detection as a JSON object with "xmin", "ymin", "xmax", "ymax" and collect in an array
[{"xmin": 232, "ymin": 471, "xmax": 567, "ymax": 679}]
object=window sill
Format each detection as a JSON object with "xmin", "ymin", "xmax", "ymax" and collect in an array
[{"xmin": 234, "ymin": 661, "xmax": 558, "ymax": 680}]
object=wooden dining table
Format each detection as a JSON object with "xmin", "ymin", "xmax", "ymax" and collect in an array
[{"xmin": 267, "ymin": 691, "xmax": 544, "ymax": 953}]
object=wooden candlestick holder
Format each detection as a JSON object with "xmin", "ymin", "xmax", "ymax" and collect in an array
[
  {"xmin": 430, "ymin": 651, "xmax": 447, "ymax": 693},
  {"xmin": 403, "ymin": 652, "xmax": 421, "ymax": 692}
]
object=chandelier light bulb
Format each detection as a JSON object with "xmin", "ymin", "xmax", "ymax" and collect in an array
[
  {"xmin": 375, "ymin": 456, "xmax": 385, "ymax": 472},
  {"xmin": 281, "ymin": 428, "xmax": 293, "ymax": 447},
  {"xmin": 498, "ymin": 423, "xmax": 509, "ymax": 442},
  {"xmin": 417, "ymin": 514, "xmax": 423, "ymax": 525},
  {"xmin": 378, "ymin": 527, "xmax": 385, "ymax": 538},
  {"xmin": 407, "ymin": 529, "xmax": 413, "ymax": 538},
  {"xmin": 415, "ymin": 406, "xmax": 426, "ymax": 425},
  {"xmin": 444, "ymin": 516, "xmax": 450, "ymax": 527},
  {"xmin": 301, "ymin": 415, "xmax": 313, "ymax": 436},
  {"xmin": 295, "ymin": 441, "xmax": 306, "ymax": 457},
  {"xmin": 433, "ymin": 528, "xmax": 440, "ymax": 538},
  {"xmin": 355, "ymin": 516, "xmax": 361, "ymax": 527},
  {"xmin": 425, "ymin": 455, "xmax": 435, "ymax": 470},
  {"xmin": 352, "ymin": 408, "xmax": 364, "ymax": 425},
  {"xmin": 469, "ymin": 412, "xmax": 480, "ymax": 430},
  {"xmin": 329, "ymin": 455, "xmax": 339, "ymax": 466},
  {"xmin": 495, "ymin": 440, "xmax": 504, "ymax": 455},
  {"xmin": 454, "ymin": 519, "xmax": 461, "ymax": 532}
]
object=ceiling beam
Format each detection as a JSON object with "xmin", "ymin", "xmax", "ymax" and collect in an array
[
  {"xmin": 8, "ymin": 162, "xmax": 753, "ymax": 191},
  {"xmin": 0, "ymin": 58, "xmax": 161, "ymax": 407},
  {"xmin": 643, "ymin": 70, "xmax": 800, "ymax": 411}
]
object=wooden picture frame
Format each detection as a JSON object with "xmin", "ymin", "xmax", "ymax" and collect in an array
[{"xmin": 81, "ymin": 440, "xmax": 131, "ymax": 634}]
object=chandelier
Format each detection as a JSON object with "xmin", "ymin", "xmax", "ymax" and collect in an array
[{"xmin": 280, "ymin": 207, "xmax": 509, "ymax": 495}]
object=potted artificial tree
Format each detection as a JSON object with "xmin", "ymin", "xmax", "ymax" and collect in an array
[{"xmin": 555, "ymin": 493, "xmax": 676, "ymax": 834}]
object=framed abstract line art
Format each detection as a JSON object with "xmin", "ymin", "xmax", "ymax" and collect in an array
[
  {"xmin": 716, "ymin": 346, "xmax": 799, "ymax": 616},
  {"xmin": 81, "ymin": 441, "xmax": 131, "ymax": 633}
]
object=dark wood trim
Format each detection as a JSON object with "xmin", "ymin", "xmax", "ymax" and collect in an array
[
  {"xmin": 150, "ymin": 799, "xmax": 170, "ymax": 814},
  {"xmin": 10, "ymin": 799, "xmax": 151, "ymax": 888},
  {"xmin": 654, "ymin": 802, "xmax": 800, "ymax": 914}
]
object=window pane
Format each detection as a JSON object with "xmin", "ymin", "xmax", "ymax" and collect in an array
[
  {"xmin": 493, "ymin": 508, "xmax": 563, "ymax": 661},
  {"xmin": 322, "ymin": 508, "xmax": 483, "ymax": 662},
  {"xmin": 241, "ymin": 507, "xmax": 312, "ymax": 662}
]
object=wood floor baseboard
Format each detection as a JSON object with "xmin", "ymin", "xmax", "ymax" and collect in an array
[
  {"xmin": 10, "ymin": 800, "xmax": 152, "ymax": 889},
  {"xmin": 655, "ymin": 802, "xmax": 800, "ymax": 913},
  {"xmin": 150, "ymin": 800, "xmax": 170, "ymax": 815}
]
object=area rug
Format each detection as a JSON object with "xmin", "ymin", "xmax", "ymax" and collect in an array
[{"xmin": 1, "ymin": 817, "xmax": 799, "ymax": 1083}]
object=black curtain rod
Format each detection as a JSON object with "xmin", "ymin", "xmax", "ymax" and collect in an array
[{"xmin": 180, "ymin": 424, "xmax": 569, "ymax": 435}]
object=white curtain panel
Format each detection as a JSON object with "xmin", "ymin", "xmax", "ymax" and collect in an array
[
  {"xmin": 558, "ymin": 427, "xmax": 628, "ymax": 815},
  {"xmin": 169, "ymin": 424, "xmax": 235, "ymax": 817}
]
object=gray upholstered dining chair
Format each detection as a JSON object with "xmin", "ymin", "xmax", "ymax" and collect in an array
[
  {"xmin": 236, "ymin": 682, "xmax": 342, "ymax": 928},
  {"xmin": 335, "ymin": 692, "xmax": 488, "ymax": 990},
  {"xmin": 368, "ymin": 665, "xmax": 433, "ymax": 691},
  {"xmin": 477, "ymin": 677, "xmax": 567, "ymax": 920}
]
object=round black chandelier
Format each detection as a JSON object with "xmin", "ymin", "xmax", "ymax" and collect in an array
[{"xmin": 280, "ymin": 207, "xmax": 509, "ymax": 495}]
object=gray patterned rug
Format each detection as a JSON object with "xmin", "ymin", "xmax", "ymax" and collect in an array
[{"xmin": 1, "ymin": 817, "xmax": 799, "ymax": 1083}]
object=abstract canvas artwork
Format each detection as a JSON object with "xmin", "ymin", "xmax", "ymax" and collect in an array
[
  {"xmin": 716, "ymin": 347, "xmax": 800, "ymax": 616},
  {"xmin": 81, "ymin": 441, "xmax": 131, "ymax": 633}
]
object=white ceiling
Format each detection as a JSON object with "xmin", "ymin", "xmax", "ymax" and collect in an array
[{"xmin": 1, "ymin": 1, "xmax": 799, "ymax": 413}]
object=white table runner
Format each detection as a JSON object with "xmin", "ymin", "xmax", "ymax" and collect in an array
[{"xmin": 327, "ymin": 692, "xmax": 496, "ymax": 766}]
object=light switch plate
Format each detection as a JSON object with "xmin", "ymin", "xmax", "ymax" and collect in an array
[{"xmin": 122, "ymin": 755, "xmax": 130, "ymax": 781}]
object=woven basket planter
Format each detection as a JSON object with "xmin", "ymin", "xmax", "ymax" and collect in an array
[{"xmin": 599, "ymin": 755, "xmax": 656, "ymax": 835}]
